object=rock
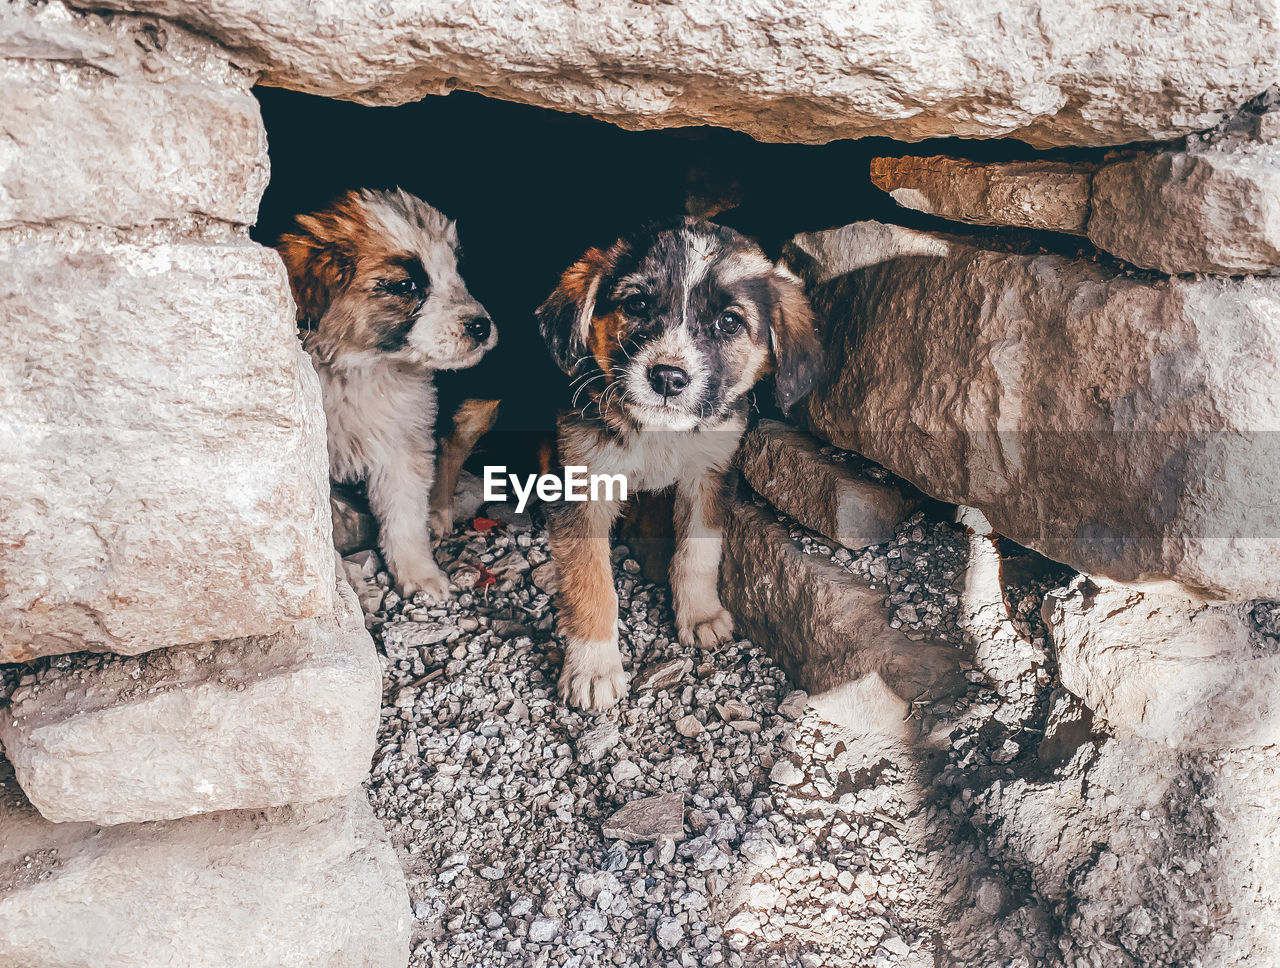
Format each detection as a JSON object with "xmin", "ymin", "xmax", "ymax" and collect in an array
[
  {"xmin": 770, "ymin": 759, "xmax": 805, "ymax": 786},
  {"xmin": 341, "ymin": 551, "xmax": 387, "ymax": 615},
  {"xmin": 450, "ymin": 470, "xmax": 488, "ymax": 526},
  {"xmin": 1044, "ymin": 576, "xmax": 1280, "ymax": 748},
  {"xmin": 632, "ymin": 657, "xmax": 694, "ymax": 692},
  {"xmin": 528, "ymin": 918, "xmax": 561, "ymax": 943},
  {"xmin": 0, "ymin": 4, "xmax": 265, "ymax": 229},
  {"xmin": 602, "ymin": 793, "xmax": 684, "ymax": 844},
  {"xmin": 0, "ymin": 579, "xmax": 380, "ymax": 825},
  {"xmin": 715, "ymin": 700, "xmax": 753, "ymax": 723},
  {"xmin": 530, "ymin": 561, "xmax": 560, "ymax": 595},
  {"xmin": 332, "ymin": 489, "xmax": 378, "ymax": 556},
  {"xmin": 721, "ymin": 497, "xmax": 965, "ymax": 716},
  {"xmin": 975, "ymin": 878, "xmax": 1007, "ymax": 915},
  {"xmin": 1089, "ymin": 135, "xmax": 1280, "ymax": 275},
  {"xmin": 674, "ymin": 715, "xmax": 704, "ymax": 738},
  {"xmin": 611, "ymin": 760, "xmax": 642, "ymax": 784},
  {"xmin": 736, "ymin": 420, "xmax": 914, "ymax": 551},
  {"xmin": 656, "ymin": 917, "xmax": 684, "ymax": 949},
  {"xmin": 870, "ymin": 156, "xmax": 1093, "ymax": 234},
  {"xmin": 73, "ymin": 0, "xmax": 1276, "ymax": 147},
  {"xmin": 0, "ymin": 235, "xmax": 333, "ymax": 661},
  {"xmin": 777, "ymin": 690, "xmax": 809, "ymax": 721},
  {"xmin": 576, "ymin": 721, "xmax": 621, "ymax": 764},
  {"xmin": 0, "ymin": 767, "xmax": 411, "ymax": 968},
  {"xmin": 794, "ymin": 221, "xmax": 1280, "ymax": 601}
]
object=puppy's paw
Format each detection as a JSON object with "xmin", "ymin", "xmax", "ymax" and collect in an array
[
  {"xmin": 559, "ymin": 640, "xmax": 629, "ymax": 712},
  {"xmin": 395, "ymin": 563, "xmax": 452, "ymax": 603},
  {"xmin": 677, "ymin": 607, "xmax": 734, "ymax": 650}
]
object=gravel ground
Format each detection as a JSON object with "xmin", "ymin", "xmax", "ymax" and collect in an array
[{"xmin": 357, "ymin": 485, "xmax": 1078, "ymax": 968}]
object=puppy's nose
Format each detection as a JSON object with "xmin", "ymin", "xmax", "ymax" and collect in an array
[
  {"xmin": 647, "ymin": 364, "xmax": 690, "ymax": 399},
  {"xmin": 464, "ymin": 315, "xmax": 492, "ymax": 343}
]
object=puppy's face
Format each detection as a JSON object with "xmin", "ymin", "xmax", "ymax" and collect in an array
[
  {"xmin": 277, "ymin": 189, "xmax": 497, "ymax": 369},
  {"xmin": 538, "ymin": 218, "xmax": 820, "ymax": 431}
]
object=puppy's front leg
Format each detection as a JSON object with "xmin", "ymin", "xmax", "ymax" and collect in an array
[
  {"xmin": 549, "ymin": 495, "xmax": 625, "ymax": 711},
  {"xmin": 672, "ymin": 469, "xmax": 735, "ymax": 649},
  {"xmin": 368, "ymin": 447, "xmax": 450, "ymax": 602}
]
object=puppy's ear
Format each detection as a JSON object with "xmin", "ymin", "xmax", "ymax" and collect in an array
[
  {"xmin": 536, "ymin": 247, "xmax": 610, "ymax": 375},
  {"xmin": 276, "ymin": 210, "xmax": 358, "ymax": 326},
  {"xmin": 767, "ymin": 264, "xmax": 823, "ymax": 412}
]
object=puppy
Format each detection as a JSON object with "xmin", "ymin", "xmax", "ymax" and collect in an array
[
  {"xmin": 537, "ymin": 217, "xmax": 820, "ymax": 710},
  {"xmin": 278, "ymin": 188, "xmax": 498, "ymax": 601}
]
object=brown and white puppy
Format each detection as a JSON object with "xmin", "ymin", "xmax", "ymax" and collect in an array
[
  {"xmin": 278, "ymin": 188, "xmax": 497, "ymax": 601},
  {"xmin": 537, "ymin": 217, "xmax": 820, "ymax": 711}
]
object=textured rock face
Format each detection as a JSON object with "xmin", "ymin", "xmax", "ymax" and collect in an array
[
  {"xmin": 794, "ymin": 222, "xmax": 1280, "ymax": 601},
  {"xmin": 874, "ymin": 99, "xmax": 1280, "ymax": 276},
  {"xmin": 721, "ymin": 496, "xmax": 964, "ymax": 729},
  {"xmin": 1089, "ymin": 138, "xmax": 1280, "ymax": 275},
  {"xmin": 0, "ymin": 235, "xmax": 334, "ymax": 661},
  {"xmin": 0, "ymin": 3, "xmax": 266, "ymax": 229},
  {"xmin": 0, "ymin": 580, "xmax": 379, "ymax": 825},
  {"xmin": 68, "ymin": 0, "xmax": 1277, "ymax": 147},
  {"xmin": 1044, "ymin": 577, "xmax": 1280, "ymax": 748},
  {"xmin": 0, "ymin": 1, "xmax": 334, "ymax": 659},
  {"xmin": 869, "ymin": 157, "xmax": 1093, "ymax": 234},
  {"xmin": 0, "ymin": 769, "xmax": 412, "ymax": 968},
  {"xmin": 736, "ymin": 419, "xmax": 915, "ymax": 552}
]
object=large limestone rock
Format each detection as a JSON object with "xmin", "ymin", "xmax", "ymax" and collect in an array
[
  {"xmin": 0, "ymin": 3, "xmax": 266, "ymax": 229},
  {"xmin": 721, "ymin": 496, "xmax": 965, "ymax": 735},
  {"xmin": 64, "ymin": 0, "xmax": 1277, "ymax": 147},
  {"xmin": 1089, "ymin": 126, "xmax": 1280, "ymax": 275},
  {"xmin": 1043, "ymin": 577, "xmax": 1280, "ymax": 748},
  {"xmin": 0, "ymin": 767, "xmax": 412, "ymax": 968},
  {"xmin": 793, "ymin": 221, "xmax": 1280, "ymax": 601},
  {"xmin": 869, "ymin": 157, "xmax": 1093, "ymax": 234},
  {"xmin": 736, "ymin": 419, "xmax": 915, "ymax": 551},
  {"xmin": 0, "ymin": 580, "xmax": 379, "ymax": 825},
  {"xmin": 0, "ymin": 235, "xmax": 334, "ymax": 661}
]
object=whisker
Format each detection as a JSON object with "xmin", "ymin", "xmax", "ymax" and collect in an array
[{"xmin": 571, "ymin": 373, "xmax": 605, "ymax": 409}]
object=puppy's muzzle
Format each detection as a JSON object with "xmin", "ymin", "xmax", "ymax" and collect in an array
[
  {"xmin": 647, "ymin": 364, "xmax": 690, "ymax": 399},
  {"xmin": 464, "ymin": 315, "xmax": 493, "ymax": 343}
]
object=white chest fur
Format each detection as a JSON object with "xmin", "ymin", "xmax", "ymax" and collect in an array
[{"xmin": 310, "ymin": 351, "xmax": 438, "ymax": 484}]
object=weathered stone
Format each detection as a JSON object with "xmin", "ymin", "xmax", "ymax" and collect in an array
[
  {"xmin": 0, "ymin": 236, "xmax": 334, "ymax": 660},
  {"xmin": 721, "ymin": 497, "xmax": 965, "ymax": 718},
  {"xmin": 870, "ymin": 157, "xmax": 1093, "ymax": 234},
  {"xmin": 0, "ymin": 3, "xmax": 266, "ymax": 229},
  {"xmin": 793, "ymin": 221, "xmax": 1280, "ymax": 601},
  {"xmin": 576, "ymin": 721, "xmax": 620, "ymax": 765},
  {"xmin": 602, "ymin": 793, "xmax": 685, "ymax": 844},
  {"xmin": 66, "ymin": 0, "xmax": 1277, "ymax": 147},
  {"xmin": 737, "ymin": 419, "xmax": 914, "ymax": 552},
  {"xmin": 1089, "ymin": 139, "xmax": 1280, "ymax": 275},
  {"xmin": 0, "ymin": 768, "xmax": 411, "ymax": 968},
  {"xmin": 0, "ymin": 580, "xmax": 379, "ymax": 825},
  {"xmin": 1044, "ymin": 576, "xmax": 1280, "ymax": 748}
]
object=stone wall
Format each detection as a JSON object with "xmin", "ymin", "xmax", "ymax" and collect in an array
[
  {"xmin": 58, "ymin": 0, "xmax": 1280, "ymax": 146},
  {"xmin": 3, "ymin": 0, "xmax": 1280, "ymax": 965},
  {"xmin": 0, "ymin": 4, "xmax": 409, "ymax": 964}
]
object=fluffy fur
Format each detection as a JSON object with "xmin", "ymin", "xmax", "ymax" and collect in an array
[
  {"xmin": 537, "ymin": 217, "xmax": 821, "ymax": 710},
  {"xmin": 278, "ymin": 188, "xmax": 498, "ymax": 601}
]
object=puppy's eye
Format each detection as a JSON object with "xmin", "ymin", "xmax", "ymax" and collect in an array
[
  {"xmin": 622, "ymin": 293, "xmax": 649, "ymax": 317},
  {"xmin": 716, "ymin": 310, "xmax": 744, "ymax": 335},
  {"xmin": 379, "ymin": 278, "xmax": 422, "ymax": 297}
]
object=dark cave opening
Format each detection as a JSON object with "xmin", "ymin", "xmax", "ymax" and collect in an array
[{"xmin": 252, "ymin": 87, "xmax": 1090, "ymax": 474}]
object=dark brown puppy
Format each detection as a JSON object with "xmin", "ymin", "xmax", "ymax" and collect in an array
[{"xmin": 537, "ymin": 217, "xmax": 820, "ymax": 711}]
